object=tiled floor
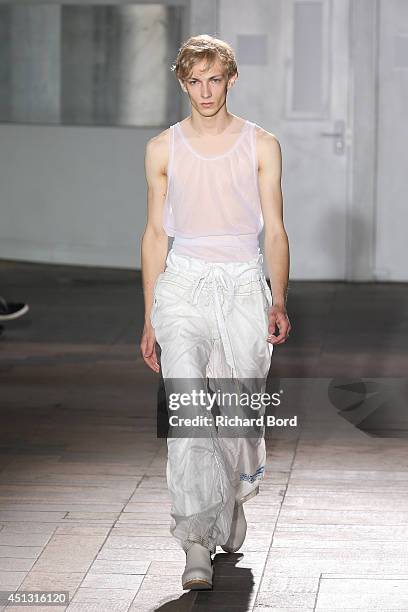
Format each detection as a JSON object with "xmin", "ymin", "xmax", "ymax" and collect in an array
[{"xmin": 0, "ymin": 259, "xmax": 407, "ymax": 611}]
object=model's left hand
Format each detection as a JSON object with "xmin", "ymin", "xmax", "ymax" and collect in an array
[{"xmin": 267, "ymin": 305, "xmax": 291, "ymax": 345}]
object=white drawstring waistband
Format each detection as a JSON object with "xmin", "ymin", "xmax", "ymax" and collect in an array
[{"xmin": 163, "ymin": 250, "xmax": 265, "ymax": 377}]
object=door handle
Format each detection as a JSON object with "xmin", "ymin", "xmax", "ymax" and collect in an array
[
  {"xmin": 321, "ymin": 131, "xmax": 343, "ymax": 137},
  {"xmin": 320, "ymin": 119, "xmax": 345, "ymax": 155}
]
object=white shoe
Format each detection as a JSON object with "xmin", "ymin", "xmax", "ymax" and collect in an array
[
  {"xmin": 221, "ymin": 501, "xmax": 247, "ymax": 553},
  {"xmin": 182, "ymin": 543, "xmax": 213, "ymax": 590}
]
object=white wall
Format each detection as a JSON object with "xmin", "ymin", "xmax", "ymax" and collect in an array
[
  {"xmin": 0, "ymin": 123, "xmax": 156, "ymax": 268},
  {"xmin": 374, "ymin": 0, "xmax": 408, "ymax": 281}
]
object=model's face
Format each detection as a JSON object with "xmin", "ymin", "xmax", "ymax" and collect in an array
[{"xmin": 179, "ymin": 59, "xmax": 237, "ymax": 116}]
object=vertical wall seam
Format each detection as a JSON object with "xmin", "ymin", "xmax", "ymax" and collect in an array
[{"xmin": 372, "ymin": 0, "xmax": 381, "ymax": 279}]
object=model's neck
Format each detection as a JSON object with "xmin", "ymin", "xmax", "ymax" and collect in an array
[{"xmin": 187, "ymin": 111, "xmax": 235, "ymax": 136}]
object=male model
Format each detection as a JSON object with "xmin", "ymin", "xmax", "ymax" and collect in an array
[{"xmin": 140, "ymin": 34, "xmax": 291, "ymax": 590}]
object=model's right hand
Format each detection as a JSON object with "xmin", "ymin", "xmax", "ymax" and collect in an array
[{"xmin": 140, "ymin": 322, "xmax": 160, "ymax": 373}]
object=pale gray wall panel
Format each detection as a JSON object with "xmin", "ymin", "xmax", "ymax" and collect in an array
[{"xmin": 0, "ymin": 4, "xmax": 183, "ymax": 126}]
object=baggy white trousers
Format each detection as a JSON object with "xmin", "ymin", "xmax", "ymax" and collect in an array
[{"xmin": 150, "ymin": 247, "xmax": 273, "ymax": 555}]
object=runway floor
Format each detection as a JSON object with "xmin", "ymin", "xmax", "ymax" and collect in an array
[{"xmin": 0, "ymin": 258, "xmax": 407, "ymax": 611}]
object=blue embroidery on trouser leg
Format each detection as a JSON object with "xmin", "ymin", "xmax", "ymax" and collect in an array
[{"xmin": 240, "ymin": 465, "xmax": 265, "ymax": 483}]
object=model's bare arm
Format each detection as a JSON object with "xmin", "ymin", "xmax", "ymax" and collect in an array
[
  {"xmin": 257, "ymin": 129, "xmax": 291, "ymax": 344},
  {"xmin": 140, "ymin": 132, "xmax": 169, "ymax": 371}
]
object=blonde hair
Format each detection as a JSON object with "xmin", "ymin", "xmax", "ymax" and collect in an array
[{"xmin": 171, "ymin": 34, "xmax": 238, "ymax": 82}]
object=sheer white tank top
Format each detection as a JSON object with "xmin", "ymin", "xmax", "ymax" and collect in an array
[{"xmin": 162, "ymin": 118, "xmax": 264, "ymax": 262}]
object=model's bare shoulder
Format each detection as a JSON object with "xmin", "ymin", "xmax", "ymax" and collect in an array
[
  {"xmin": 254, "ymin": 124, "xmax": 280, "ymax": 149},
  {"xmin": 254, "ymin": 125, "xmax": 282, "ymax": 175},
  {"xmin": 145, "ymin": 127, "xmax": 170, "ymax": 180}
]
